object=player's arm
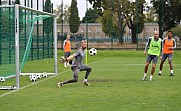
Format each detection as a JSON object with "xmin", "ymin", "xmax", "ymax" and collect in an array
[
  {"xmin": 159, "ymin": 40, "xmax": 163, "ymax": 60},
  {"xmin": 66, "ymin": 55, "xmax": 74, "ymax": 61},
  {"xmin": 63, "ymin": 40, "xmax": 66, "ymax": 50},
  {"xmin": 144, "ymin": 37, "xmax": 151, "ymax": 55},
  {"xmin": 65, "ymin": 50, "xmax": 80, "ymax": 61},
  {"xmin": 169, "ymin": 39, "xmax": 176, "ymax": 50},
  {"xmin": 60, "ymin": 54, "xmax": 74, "ymax": 63}
]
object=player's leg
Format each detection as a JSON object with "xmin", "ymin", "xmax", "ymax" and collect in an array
[
  {"xmin": 80, "ymin": 65, "xmax": 92, "ymax": 85},
  {"xmin": 158, "ymin": 54, "xmax": 167, "ymax": 75},
  {"xmin": 150, "ymin": 56, "xmax": 158, "ymax": 81},
  {"xmin": 144, "ymin": 62, "xmax": 150, "ymax": 74},
  {"xmin": 142, "ymin": 55, "xmax": 151, "ymax": 81},
  {"xmin": 150, "ymin": 63, "xmax": 156, "ymax": 81},
  {"xmin": 58, "ymin": 67, "xmax": 79, "ymax": 88},
  {"xmin": 64, "ymin": 52, "xmax": 68, "ymax": 67},
  {"xmin": 66, "ymin": 52, "xmax": 71, "ymax": 66},
  {"xmin": 168, "ymin": 54, "xmax": 174, "ymax": 76}
]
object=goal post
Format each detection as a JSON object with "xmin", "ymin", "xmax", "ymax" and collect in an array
[{"xmin": 0, "ymin": 4, "xmax": 57, "ymax": 90}]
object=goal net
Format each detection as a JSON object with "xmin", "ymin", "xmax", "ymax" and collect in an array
[{"xmin": 0, "ymin": 5, "xmax": 57, "ymax": 90}]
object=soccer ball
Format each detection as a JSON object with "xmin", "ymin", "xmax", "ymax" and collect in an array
[
  {"xmin": 61, "ymin": 56, "xmax": 65, "ymax": 59},
  {"xmin": 36, "ymin": 74, "xmax": 41, "ymax": 79},
  {"xmin": 29, "ymin": 74, "xmax": 37, "ymax": 82},
  {"xmin": 0, "ymin": 77, "xmax": 5, "ymax": 82},
  {"xmin": 89, "ymin": 48, "xmax": 97, "ymax": 56},
  {"xmin": 42, "ymin": 72, "xmax": 48, "ymax": 78}
]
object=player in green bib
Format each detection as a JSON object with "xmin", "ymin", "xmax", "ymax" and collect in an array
[{"xmin": 142, "ymin": 31, "xmax": 162, "ymax": 81}]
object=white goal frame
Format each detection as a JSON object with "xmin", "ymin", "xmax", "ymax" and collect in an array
[{"xmin": 0, "ymin": 4, "xmax": 58, "ymax": 90}]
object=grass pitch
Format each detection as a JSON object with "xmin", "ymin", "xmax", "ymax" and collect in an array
[{"xmin": 0, "ymin": 50, "xmax": 181, "ymax": 111}]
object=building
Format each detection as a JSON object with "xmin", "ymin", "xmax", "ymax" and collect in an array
[
  {"xmin": 57, "ymin": 23, "xmax": 105, "ymax": 39},
  {"xmin": 57, "ymin": 23, "xmax": 159, "ymax": 40}
]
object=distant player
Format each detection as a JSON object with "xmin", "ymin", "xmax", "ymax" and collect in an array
[
  {"xmin": 63, "ymin": 34, "xmax": 71, "ymax": 67},
  {"xmin": 58, "ymin": 40, "xmax": 92, "ymax": 88},
  {"xmin": 158, "ymin": 31, "xmax": 176, "ymax": 76},
  {"xmin": 142, "ymin": 31, "xmax": 162, "ymax": 81}
]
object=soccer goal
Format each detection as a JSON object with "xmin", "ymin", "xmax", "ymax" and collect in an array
[{"xmin": 0, "ymin": 4, "xmax": 57, "ymax": 90}]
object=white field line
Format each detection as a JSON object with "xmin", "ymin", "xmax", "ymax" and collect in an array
[
  {"xmin": 0, "ymin": 70, "xmax": 70, "ymax": 98},
  {"xmin": 0, "ymin": 58, "xmax": 105, "ymax": 98},
  {"xmin": 0, "ymin": 58, "xmax": 179, "ymax": 97}
]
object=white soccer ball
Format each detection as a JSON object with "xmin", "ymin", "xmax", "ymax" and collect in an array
[
  {"xmin": 0, "ymin": 77, "xmax": 5, "ymax": 82},
  {"xmin": 36, "ymin": 74, "xmax": 41, "ymax": 79},
  {"xmin": 29, "ymin": 74, "xmax": 37, "ymax": 82},
  {"xmin": 61, "ymin": 56, "xmax": 65, "ymax": 59},
  {"xmin": 42, "ymin": 72, "xmax": 48, "ymax": 78},
  {"xmin": 89, "ymin": 48, "xmax": 97, "ymax": 56}
]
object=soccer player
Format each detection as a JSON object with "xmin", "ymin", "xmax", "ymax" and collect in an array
[
  {"xmin": 63, "ymin": 34, "xmax": 71, "ymax": 67},
  {"xmin": 158, "ymin": 31, "xmax": 176, "ymax": 76},
  {"xmin": 142, "ymin": 31, "xmax": 162, "ymax": 81},
  {"xmin": 58, "ymin": 40, "xmax": 92, "ymax": 88}
]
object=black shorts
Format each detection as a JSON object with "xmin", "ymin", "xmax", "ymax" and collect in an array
[
  {"xmin": 162, "ymin": 53, "xmax": 173, "ymax": 61},
  {"xmin": 64, "ymin": 52, "xmax": 71, "ymax": 58},
  {"xmin": 146, "ymin": 54, "xmax": 158, "ymax": 64}
]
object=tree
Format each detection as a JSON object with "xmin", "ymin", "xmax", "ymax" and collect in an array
[
  {"xmin": 101, "ymin": 10, "xmax": 112, "ymax": 36},
  {"xmin": 144, "ymin": 7, "xmax": 158, "ymax": 23},
  {"xmin": 123, "ymin": 0, "xmax": 145, "ymax": 44},
  {"xmin": 82, "ymin": 8, "xmax": 100, "ymax": 23},
  {"xmin": 151, "ymin": 0, "xmax": 181, "ymax": 38},
  {"xmin": 54, "ymin": 4, "xmax": 70, "ymax": 24},
  {"xmin": 63, "ymin": 4, "xmax": 71, "ymax": 24},
  {"xmin": 114, "ymin": 0, "xmax": 126, "ymax": 43},
  {"xmin": 89, "ymin": 0, "xmax": 126, "ymax": 43},
  {"xmin": 171, "ymin": 25, "xmax": 181, "ymax": 40},
  {"xmin": 89, "ymin": 0, "xmax": 145, "ymax": 43},
  {"xmin": 69, "ymin": 0, "xmax": 80, "ymax": 34}
]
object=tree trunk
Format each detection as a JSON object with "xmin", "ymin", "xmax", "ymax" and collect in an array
[
  {"xmin": 117, "ymin": 10, "xmax": 123, "ymax": 43},
  {"xmin": 131, "ymin": 25, "xmax": 137, "ymax": 44},
  {"xmin": 158, "ymin": 21, "xmax": 163, "ymax": 39}
]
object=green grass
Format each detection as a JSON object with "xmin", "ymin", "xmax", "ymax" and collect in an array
[{"xmin": 0, "ymin": 50, "xmax": 181, "ymax": 111}]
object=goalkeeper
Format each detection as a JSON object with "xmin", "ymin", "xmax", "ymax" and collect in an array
[{"xmin": 58, "ymin": 40, "xmax": 92, "ymax": 88}]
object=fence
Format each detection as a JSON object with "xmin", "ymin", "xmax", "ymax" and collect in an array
[{"xmin": 57, "ymin": 37, "xmax": 181, "ymax": 50}]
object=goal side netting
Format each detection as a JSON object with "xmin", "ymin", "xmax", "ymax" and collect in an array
[{"xmin": 0, "ymin": 5, "xmax": 57, "ymax": 90}]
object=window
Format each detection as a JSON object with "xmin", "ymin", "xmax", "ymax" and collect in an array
[{"xmin": 89, "ymin": 28, "xmax": 91, "ymax": 32}]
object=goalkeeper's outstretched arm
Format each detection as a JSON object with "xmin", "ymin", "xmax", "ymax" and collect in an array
[
  {"xmin": 66, "ymin": 55, "xmax": 74, "ymax": 61},
  {"xmin": 60, "ymin": 54, "xmax": 74, "ymax": 63}
]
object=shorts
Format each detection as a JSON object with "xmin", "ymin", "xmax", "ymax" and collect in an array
[
  {"xmin": 162, "ymin": 53, "xmax": 173, "ymax": 61},
  {"xmin": 64, "ymin": 52, "xmax": 70, "ymax": 58},
  {"xmin": 146, "ymin": 54, "xmax": 158, "ymax": 64}
]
